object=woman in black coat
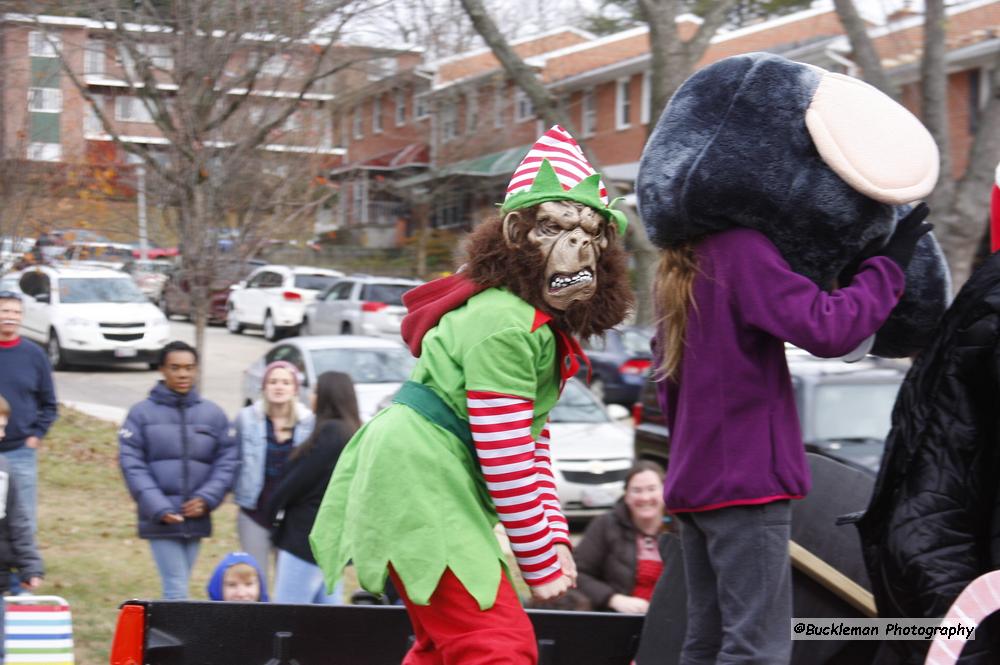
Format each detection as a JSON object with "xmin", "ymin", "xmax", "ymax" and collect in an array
[
  {"xmin": 575, "ymin": 461, "xmax": 671, "ymax": 613},
  {"xmin": 268, "ymin": 371, "xmax": 360, "ymax": 604}
]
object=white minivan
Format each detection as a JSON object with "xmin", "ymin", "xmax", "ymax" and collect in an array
[{"xmin": 1, "ymin": 265, "xmax": 170, "ymax": 369}]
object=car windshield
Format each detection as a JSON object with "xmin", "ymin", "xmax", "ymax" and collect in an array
[
  {"xmin": 294, "ymin": 274, "xmax": 340, "ymax": 291},
  {"xmin": 309, "ymin": 346, "xmax": 416, "ymax": 383},
  {"xmin": 621, "ymin": 328, "xmax": 653, "ymax": 356},
  {"xmin": 59, "ymin": 277, "xmax": 148, "ymax": 304},
  {"xmin": 361, "ymin": 283, "xmax": 412, "ymax": 306},
  {"xmin": 811, "ymin": 381, "xmax": 901, "ymax": 442},
  {"xmin": 548, "ymin": 380, "xmax": 610, "ymax": 424}
]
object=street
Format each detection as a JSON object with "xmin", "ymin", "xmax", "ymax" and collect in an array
[{"xmin": 54, "ymin": 320, "xmax": 271, "ymax": 421}]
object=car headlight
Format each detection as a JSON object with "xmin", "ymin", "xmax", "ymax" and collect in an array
[{"xmin": 65, "ymin": 317, "xmax": 96, "ymax": 328}]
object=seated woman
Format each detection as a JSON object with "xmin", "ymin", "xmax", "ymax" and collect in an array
[{"xmin": 575, "ymin": 461, "xmax": 670, "ymax": 613}]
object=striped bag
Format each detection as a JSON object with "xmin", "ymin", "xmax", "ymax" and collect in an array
[{"xmin": 3, "ymin": 595, "xmax": 74, "ymax": 665}]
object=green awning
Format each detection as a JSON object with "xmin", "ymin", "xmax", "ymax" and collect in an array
[{"xmin": 397, "ymin": 144, "xmax": 531, "ymax": 188}]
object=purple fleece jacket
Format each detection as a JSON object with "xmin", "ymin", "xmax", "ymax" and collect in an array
[{"xmin": 656, "ymin": 228, "xmax": 905, "ymax": 513}]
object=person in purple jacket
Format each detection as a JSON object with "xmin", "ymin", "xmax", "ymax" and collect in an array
[
  {"xmin": 650, "ymin": 212, "xmax": 928, "ymax": 663},
  {"xmin": 635, "ymin": 53, "xmax": 946, "ymax": 665},
  {"xmin": 119, "ymin": 341, "xmax": 238, "ymax": 599}
]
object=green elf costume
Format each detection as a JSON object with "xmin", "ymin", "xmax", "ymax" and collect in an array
[{"xmin": 310, "ymin": 126, "xmax": 629, "ymax": 664}]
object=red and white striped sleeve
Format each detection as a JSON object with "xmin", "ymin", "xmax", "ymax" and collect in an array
[
  {"xmin": 467, "ymin": 390, "xmax": 563, "ymax": 587},
  {"xmin": 536, "ymin": 423, "xmax": 570, "ymax": 546}
]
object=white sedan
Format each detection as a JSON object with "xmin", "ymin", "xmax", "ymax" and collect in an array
[
  {"xmin": 241, "ymin": 335, "xmax": 416, "ymax": 422},
  {"xmin": 547, "ymin": 379, "xmax": 634, "ymax": 520}
]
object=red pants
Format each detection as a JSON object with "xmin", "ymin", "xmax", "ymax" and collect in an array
[{"xmin": 389, "ymin": 567, "xmax": 538, "ymax": 665}]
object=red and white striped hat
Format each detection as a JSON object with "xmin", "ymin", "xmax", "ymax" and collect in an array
[
  {"xmin": 501, "ymin": 125, "xmax": 627, "ymax": 235},
  {"xmin": 505, "ymin": 125, "xmax": 608, "ymax": 202}
]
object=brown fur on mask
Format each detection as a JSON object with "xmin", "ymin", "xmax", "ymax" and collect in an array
[{"xmin": 462, "ymin": 211, "xmax": 633, "ymax": 338}]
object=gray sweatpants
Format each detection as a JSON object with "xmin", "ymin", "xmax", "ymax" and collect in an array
[
  {"xmin": 677, "ymin": 501, "xmax": 792, "ymax": 665},
  {"xmin": 237, "ymin": 510, "xmax": 276, "ymax": 592}
]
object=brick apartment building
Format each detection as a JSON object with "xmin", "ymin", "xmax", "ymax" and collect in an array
[
  {"xmin": 331, "ymin": 0, "xmax": 1000, "ymax": 249},
  {"xmin": 0, "ymin": 11, "xmax": 356, "ymax": 240}
]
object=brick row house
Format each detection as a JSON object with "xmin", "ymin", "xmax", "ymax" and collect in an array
[{"xmin": 332, "ymin": 0, "xmax": 1000, "ymax": 248}]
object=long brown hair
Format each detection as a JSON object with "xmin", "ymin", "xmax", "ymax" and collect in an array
[
  {"xmin": 289, "ymin": 371, "xmax": 361, "ymax": 460},
  {"xmin": 653, "ymin": 243, "xmax": 699, "ymax": 380}
]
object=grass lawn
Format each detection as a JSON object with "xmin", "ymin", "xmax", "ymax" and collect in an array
[
  {"xmin": 36, "ymin": 407, "xmax": 249, "ymax": 664},
  {"xmin": 35, "ymin": 407, "xmax": 539, "ymax": 664}
]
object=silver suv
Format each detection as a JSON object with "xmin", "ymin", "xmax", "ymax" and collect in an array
[{"xmin": 303, "ymin": 275, "xmax": 421, "ymax": 339}]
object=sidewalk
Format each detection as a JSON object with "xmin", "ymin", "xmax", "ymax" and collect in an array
[{"xmin": 62, "ymin": 401, "xmax": 127, "ymax": 424}]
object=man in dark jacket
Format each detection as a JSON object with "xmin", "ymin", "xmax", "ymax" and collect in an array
[
  {"xmin": 857, "ymin": 249, "xmax": 1000, "ymax": 664},
  {"xmin": 119, "ymin": 341, "xmax": 237, "ymax": 599},
  {"xmin": 0, "ymin": 290, "xmax": 58, "ymax": 534}
]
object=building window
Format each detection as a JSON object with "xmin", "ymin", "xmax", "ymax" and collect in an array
[
  {"xmin": 414, "ymin": 93, "xmax": 429, "ymax": 120},
  {"xmin": 441, "ymin": 102, "xmax": 458, "ymax": 142},
  {"xmin": 581, "ymin": 88, "xmax": 597, "ymax": 137},
  {"xmin": 318, "ymin": 110, "xmax": 333, "ymax": 148},
  {"xmin": 85, "ymin": 40, "xmax": 105, "ymax": 76},
  {"xmin": 616, "ymin": 77, "xmax": 632, "ymax": 130},
  {"xmin": 373, "ymin": 95, "xmax": 383, "ymax": 134},
  {"xmin": 85, "ymin": 97, "xmax": 105, "ymax": 135},
  {"xmin": 138, "ymin": 43, "xmax": 173, "ymax": 71},
  {"xmin": 28, "ymin": 88, "xmax": 62, "ymax": 113},
  {"xmin": 282, "ymin": 110, "xmax": 301, "ymax": 132},
  {"xmin": 353, "ymin": 105, "xmax": 364, "ymax": 138},
  {"xmin": 641, "ymin": 72, "xmax": 652, "ymax": 125},
  {"xmin": 261, "ymin": 55, "xmax": 288, "ymax": 77},
  {"xmin": 515, "ymin": 89, "xmax": 534, "ymax": 123},
  {"xmin": 368, "ymin": 57, "xmax": 397, "ymax": 81},
  {"xmin": 28, "ymin": 31, "xmax": 60, "ymax": 58},
  {"xmin": 115, "ymin": 96, "xmax": 154, "ymax": 123},
  {"xmin": 493, "ymin": 83, "xmax": 505, "ymax": 128},
  {"xmin": 340, "ymin": 113, "xmax": 350, "ymax": 146},
  {"xmin": 395, "ymin": 88, "xmax": 406, "ymax": 126},
  {"xmin": 352, "ymin": 179, "xmax": 365, "ymax": 225},
  {"xmin": 466, "ymin": 88, "xmax": 479, "ymax": 133},
  {"xmin": 27, "ymin": 142, "xmax": 61, "ymax": 161}
]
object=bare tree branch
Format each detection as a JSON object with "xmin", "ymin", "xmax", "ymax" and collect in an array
[{"xmin": 832, "ymin": 0, "xmax": 897, "ymax": 97}]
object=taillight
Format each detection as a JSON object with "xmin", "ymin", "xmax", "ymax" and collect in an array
[
  {"xmin": 632, "ymin": 402, "xmax": 644, "ymax": 427},
  {"xmin": 282, "ymin": 291, "xmax": 302, "ymax": 301},
  {"xmin": 361, "ymin": 301, "xmax": 388, "ymax": 312},
  {"xmin": 110, "ymin": 604, "xmax": 145, "ymax": 665},
  {"xmin": 619, "ymin": 359, "xmax": 652, "ymax": 376}
]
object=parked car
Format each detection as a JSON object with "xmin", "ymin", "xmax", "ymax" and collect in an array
[
  {"xmin": 303, "ymin": 275, "xmax": 422, "ymax": 338},
  {"xmin": 0, "ymin": 265, "xmax": 170, "ymax": 370},
  {"xmin": 61, "ymin": 241, "xmax": 135, "ymax": 270},
  {"xmin": 124, "ymin": 259, "xmax": 174, "ymax": 301},
  {"xmin": 632, "ymin": 350, "xmax": 908, "ymax": 475},
  {"xmin": 577, "ymin": 325, "xmax": 654, "ymax": 406},
  {"xmin": 159, "ymin": 260, "xmax": 263, "ymax": 324},
  {"xmin": 226, "ymin": 265, "xmax": 343, "ymax": 341},
  {"xmin": 547, "ymin": 378, "xmax": 635, "ymax": 520},
  {"xmin": 241, "ymin": 335, "xmax": 416, "ymax": 422}
]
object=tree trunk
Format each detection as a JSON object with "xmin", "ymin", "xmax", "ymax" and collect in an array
[{"xmin": 832, "ymin": 0, "xmax": 898, "ymax": 98}]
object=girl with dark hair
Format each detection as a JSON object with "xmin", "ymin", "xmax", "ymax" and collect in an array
[{"xmin": 267, "ymin": 371, "xmax": 359, "ymax": 604}]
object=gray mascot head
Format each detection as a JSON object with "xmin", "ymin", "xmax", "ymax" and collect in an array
[{"xmin": 637, "ymin": 52, "xmax": 950, "ymax": 357}]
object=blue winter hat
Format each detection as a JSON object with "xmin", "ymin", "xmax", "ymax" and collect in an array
[{"xmin": 206, "ymin": 551, "xmax": 269, "ymax": 602}]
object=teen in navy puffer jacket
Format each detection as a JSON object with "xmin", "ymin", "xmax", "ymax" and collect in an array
[{"xmin": 119, "ymin": 341, "xmax": 238, "ymax": 599}]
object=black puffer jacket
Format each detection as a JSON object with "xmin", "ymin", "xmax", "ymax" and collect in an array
[
  {"xmin": 857, "ymin": 251, "xmax": 1000, "ymax": 664},
  {"xmin": 575, "ymin": 501, "xmax": 669, "ymax": 610}
]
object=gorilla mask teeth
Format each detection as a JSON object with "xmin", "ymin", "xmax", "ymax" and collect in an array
[{"xmin": 549, "ymin": 269, "xmax": 594, "ymax": 291}]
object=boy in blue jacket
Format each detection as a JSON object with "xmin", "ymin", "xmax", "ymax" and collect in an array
[{"xmin": 119, "ymin": 341, "xmax": 237, "ymax": 600}]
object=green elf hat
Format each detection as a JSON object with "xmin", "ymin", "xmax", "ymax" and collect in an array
[{"xmin": 500, "ymin": 125, "xmax": 628, "ymax": 236}]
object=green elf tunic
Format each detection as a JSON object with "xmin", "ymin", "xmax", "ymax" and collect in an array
[{"xmin": 310, "ymin": 286, "xmax": 570, "ymax": 610}]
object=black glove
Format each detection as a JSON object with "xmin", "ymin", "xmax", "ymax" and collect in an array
[{"xmin": 877, "ymin": 203, "xmax": 933, "ymax": 271}]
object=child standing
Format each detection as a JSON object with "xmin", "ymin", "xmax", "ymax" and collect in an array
[
  {"xmin": 652, "ymin": 209, "xmax": 930, "ymax": 664},
  {"xmin": 206, "ymin": 552, "xmax": 268, "ymax": 602}
]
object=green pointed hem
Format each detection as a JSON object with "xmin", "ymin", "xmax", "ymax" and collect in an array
[{"xmin": 309, "ymin": 404, "xmax": 511, "ymax": 611}]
